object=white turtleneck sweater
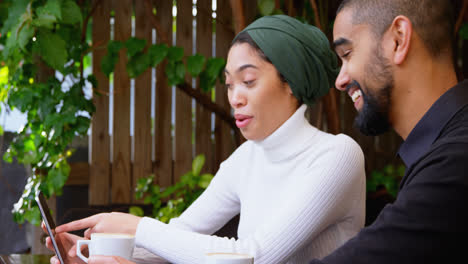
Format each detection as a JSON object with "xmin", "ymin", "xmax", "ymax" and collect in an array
[{"xmin": 133, "ymin": 105, "xmax": 366, "ymax": 264}]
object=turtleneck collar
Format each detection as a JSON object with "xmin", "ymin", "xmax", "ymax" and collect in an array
[{"xmin": 253, "ymin": 104, "xmax": 318, "ymax": 162}]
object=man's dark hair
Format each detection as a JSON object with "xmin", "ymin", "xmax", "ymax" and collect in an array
[{"xmin": 337, "ymin": 0, "xmax": 455, "ymax": 58}]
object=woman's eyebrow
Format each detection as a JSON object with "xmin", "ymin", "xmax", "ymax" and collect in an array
[{"xmin": 224, "ymin": 64, "xmax": 258, "ymax": 75}]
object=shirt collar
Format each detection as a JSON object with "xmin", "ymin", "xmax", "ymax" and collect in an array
[
  {"xmin": 254, "ymin": 104, "xmax": 318, "ymax": 162},
  {"xmin": 398, "ymin": 80, "xmax": 468, "ymax": 167}
]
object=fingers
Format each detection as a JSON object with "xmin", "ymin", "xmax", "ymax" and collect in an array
[
  {"xmin": 50, "ymin": 256, "xmax": 60, "ymax": 264},
  {"xmin": 42, "ymin": 221, "xmax": 48, "ymax": 233},
  {"xmin": 45, "ymin": 237, "xmax": 55, "ymax": 252},
  {"xmin": 84, "ymin": 228, "xmax": 93, "ymax": 239},
  {"xmin": 56, "ymin": 214, "xmax": 102, "ymax": 233}
]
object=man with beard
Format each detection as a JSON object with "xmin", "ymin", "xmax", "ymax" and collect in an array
[{"xmin": 309, "ymin": 0, "xmax": 468, "ymax": 263}]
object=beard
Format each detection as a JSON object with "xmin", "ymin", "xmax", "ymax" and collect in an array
[{"xmin": 350, "ymin": 45, "xmax": 394, "ymax": 136}]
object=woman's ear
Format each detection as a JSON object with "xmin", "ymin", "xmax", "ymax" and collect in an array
[
  {"xmin": 285, "ymin": 82, "xmax": 294, "ymax": 95},
  {"xmin": 387, "ymin": 15, "xmax": 412, "ymax": 65}
]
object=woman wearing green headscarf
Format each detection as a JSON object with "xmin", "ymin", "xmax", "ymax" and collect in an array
[{"xmin": 45, "ymin": 15, "xmax": 365, "ymax": 264}]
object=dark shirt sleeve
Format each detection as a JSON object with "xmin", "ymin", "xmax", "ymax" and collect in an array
[{"xmin": 310, "ymin": 142, "xmax": 468, "ymax": 264}]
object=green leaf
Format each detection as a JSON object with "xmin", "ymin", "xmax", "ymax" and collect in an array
[
  {"xmin": 3, "ymin": 149, "xmax": 13, "ymax": 163},
  {"xmin": 0, "ymin": 66, "xmax": 8, "ymax": 86},
  {"xmin": 187, "ymin": 54, "xmax": 206, "ymax": 77},
  {"xmin": 1, "ymin": 0, "xmax": 29, "ymax": 34},
  {"xmin": 205, "ymin": 57, "xmax": 226, "ymax": 79},
  {"xmin": 148, "ymin": 44, "xmax": 168, "ymax": 67},
  {"xmin": 35, "ymin": 30, "xmax": 67, "ymax": 70},
  {"xmin": 12, "ymin": 210, "xmax": 25, "ymax": 225},
  {"xmin": 75, "ymin": 116, "xmax": 91, "ymax": 134},
  {"xmin": 397, "ymin": 165, "xmax": 406, "ymax": 177},
  {"xmin": 101, "ymin": 54, "xmax": 118, "ymax": 77},
  {"xmin": 3, "ymin": 30, "xmax": 19, "ymax": 62},
  {"xmin": 35, "ymin": 6, "xmax": 57, "ymax": 28},
  {"xmin": 125, "ymin": 37, "xmax": 147, "ymax": 58},
  {"xmin": 17, "ymin": 23, "xmax": 34, "ymax": 51},
  {"xmin": 199, "ymin": 57, "xmax": 225, "ymax": 92},
  {"xmin": 43, "ymin": 0, "xmax": 62, "ymax": 20},
  {"xmin": 87, "ymin": 74, "xmax": 98, "ymax": 88},
  {"xmin": 129, "ymin": 206, "xmax": 144, "ymax": 217},
  {"xmin": 44, "ymin": 113, "xmax": 60, "ymax": 130},
  {"xmin": 101, "ymin": 41, "xmax": 123, "ymax": 76},
  {"xmin": 61, "ymin": 0, "xmax": 82, "ymax": 25},
  {"xmin": 192, "ymin": 154, "xmax": 205, "ymax": 176},
  {"xmin": 460, "ymin": 23, "xmax": 468, "ymax": 40},
  {"xmin": 198, "ymin": 173, "xmax": 213, "ymax": 189},
  {"xmin": 0, "ymin": 126, "xmax": 3, "ymax": 136},
  {"xmin": 144, "ymin": 196, "xmax": 152, "ymax": 204},
  {"xmin": 166, "ymin": 61, "xmax": 185, "ymax": 86},
  {"xmin": 272, "ymin": 8, "xmax": 284, "ymax": 15},
  {"xmin": 175, "ymin": 61, "xmax": 186, "ymax": 82},
  {"xmin": 167, "ymin": 46, "xmax": 184, "ymax": 62},
  {"xmin": 199, "ymin": 72, "xmax": 211, "ymax": 92},
  {"xmin": 108, "ymin": 41, "xmax": 124, "ymax": 54},
  {"xmin": 366, "ymin": 180, "xmax": 377, "ymax": 193},
  {"xmin": 127, "ymin": 52, "xmax": 150, "ymax": 78},
  {"xmin": 46, "ymin": 162, "xmax": 70, "ymax": 193},
  {"xmin": 83, "ymin": 54, "xmax": 92, "ymax": 71},
  {"xmin": 383, "ymin": 165, "xmax": 394, "ymax": 176},
  {"xmin": 24, "ymin": 206, "xmax": 41, "ymax": 226},
  {"xmin": 258, "ymin": 0, "xmax": 275, "ymax": 16},
  {"xmin": 23, "ymin": 137, "xmax": 36, "ymax": 152}
]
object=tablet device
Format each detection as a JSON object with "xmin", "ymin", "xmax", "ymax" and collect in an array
[{"xmin": 36, "ymin": 191, "xmax": 66, "ymax": 264}]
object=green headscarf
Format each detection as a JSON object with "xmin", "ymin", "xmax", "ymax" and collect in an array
[{"xmin": 233, "ymin": 15, "xmax": 340, "ymax": 106}]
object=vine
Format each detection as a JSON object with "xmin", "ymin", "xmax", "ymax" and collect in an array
[
  {"xmin": 0, "ymin": 0, "xmax": 226, "ymax": 226},
  {"xmin": 129, "ymin": 154, "xmax": 213, "ymax": 223}
]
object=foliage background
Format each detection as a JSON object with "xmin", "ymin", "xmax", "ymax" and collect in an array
[
  {"xmin": 0, "ymin": 0, "xmax": 467, "ymax": 226},
  {"xmin": 0, "ymin": 0, "xmax": 225, "ymax": 226}
]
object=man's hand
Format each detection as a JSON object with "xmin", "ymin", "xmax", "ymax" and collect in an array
[{"xmin": 55, "ymin": 212, "xmax": 142, "ymax": 238}]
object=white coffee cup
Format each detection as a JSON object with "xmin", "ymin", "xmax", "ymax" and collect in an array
[
  {"xmin": 205, "ymin": 253, "xmax": 254, "ymax": 264},
  {"xmin": 76, "ymin": 233, "xmax": 135, "ymax": 263}
]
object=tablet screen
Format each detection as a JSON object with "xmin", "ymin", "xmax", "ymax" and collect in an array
[{"xmin": 36, "ymin": 191, "xmax": 66, "ymax": 264}]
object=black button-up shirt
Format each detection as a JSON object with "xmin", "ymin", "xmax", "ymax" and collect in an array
[{"xmin": 310, "ymin": 80, "xmax": 468, "ymax": 264}]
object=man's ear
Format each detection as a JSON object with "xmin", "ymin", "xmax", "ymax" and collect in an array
[{"xmin": 388, "ymin": 15, "xmax": 412, "ymax": 65}]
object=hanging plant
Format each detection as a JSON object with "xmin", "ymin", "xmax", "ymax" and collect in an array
[{"xmin": 0, "ymin": 0, "xmax": 226, "ymax": 226}]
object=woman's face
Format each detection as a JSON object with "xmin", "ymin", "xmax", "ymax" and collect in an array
[{"xmin": 225, "ymin": 43, "xmax": 299, "ymax": 141}]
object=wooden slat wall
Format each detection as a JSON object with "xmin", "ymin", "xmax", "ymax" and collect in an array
[
  {"xmin": 111, "ymin": 0, "xmax": 132, "ymax": 204},
  {"xmin": 84, "ymin": 0, "xmax": 405, "ymax": 206},
  {"xmin": 215, "ymin": 0, "xmax": 236, "ymax": 167},
  {"xmin": 133, "ymin": 0, "xmax": 153, "ymax": 203},
  {"xmin": 154, "ymin": 0, "xmax": 173, "ymax": 188},
  {"xmin": 174, "ymin": 0, "xmax": 193, "ymax": 182},
  {"xmin": 196, "ymin": 0, "xmax": 214, "ymax": 173},
  {"xmin": 90, "ymin": 0, "xmax": 110, "ymax": 205}
]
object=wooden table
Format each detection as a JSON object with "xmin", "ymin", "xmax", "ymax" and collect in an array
[{"xmin": 0, "ymin": 254, "xmax": 52, "ymax": 264}]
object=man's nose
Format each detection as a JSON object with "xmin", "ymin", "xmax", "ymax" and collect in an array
[{"xmin": 335, "ymin": 67, "xmax": 350, "ymax": 92}]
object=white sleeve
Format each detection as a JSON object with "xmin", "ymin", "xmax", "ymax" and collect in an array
[
  {"xmin": 132, "ymin": 247, "xmax": 168, "ymax": 264},
  {"xmin": 134, "ymin": 136, "xmax": 365, "ymax": 264},
  {"xmin": 133, "ymin": 159, "xmax": 241, "ymax": 263}
]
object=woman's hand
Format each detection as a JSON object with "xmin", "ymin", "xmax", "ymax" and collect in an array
[
  {"xmin": 42, "ymin": 222, "xmax": 87, "ymax": 264},
  {"xmin": 88, "ymin": 256, "xmax": 136, "ymax": 264},
  {"xmin": 55, "ymin": 212, "xmax": 142, "ymax": 238}
]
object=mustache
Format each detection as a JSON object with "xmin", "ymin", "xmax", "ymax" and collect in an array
[{"xmin": 345, "ymin": 80, "xmax": 362, "ymax": 94}]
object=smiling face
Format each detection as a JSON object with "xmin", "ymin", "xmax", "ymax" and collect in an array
[
  {"xmin": 333, "ymin": 8, "xmax": 394, "ymax": 136},
  {"xmin": 225, "ymin": 43, "xmax": 299, "ymax": 141}
]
